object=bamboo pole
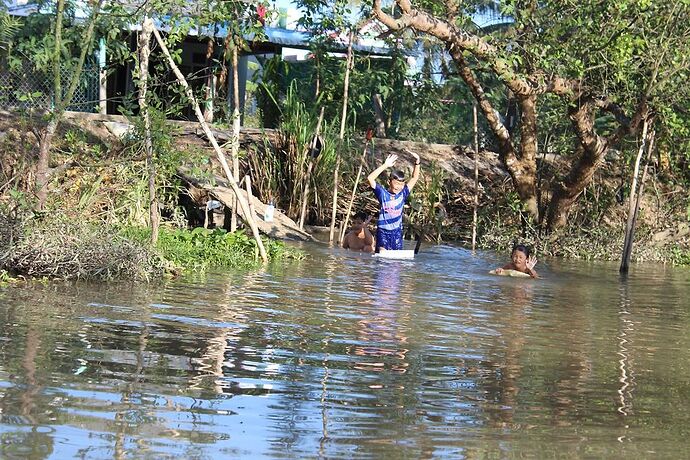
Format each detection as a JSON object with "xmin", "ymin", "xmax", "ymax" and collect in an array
[
  {"xmin": 299, "ymin": 107, "xmax": 325, "ymax": 230},
  {"xmin": 620, "ymin": 119, "xmax": 650, "ymax": 273},
  {"xmin": 137, "ymin": 18, "xmax": 159, "ymax": 246},
  {"xmin": 625, "ymin": 129, "xmax": 656, "ymax": 268},
  {"xmin": 472, "ymin": 103, "xmax": 479, "ymax": 252},
  {"xmin": 230, "ymin": 43, "xmax": 241, "ymax": 232},
  {"xmin": 150, "ymin": 22, "xmax": 268, "ymax": 263},
  {"xmin": 339, "ymin": 130, "xmax": 373, "ymax": 244},
  {"xmin": 329, "ymin": 30, "xmax": 355, "ymax": 244}
]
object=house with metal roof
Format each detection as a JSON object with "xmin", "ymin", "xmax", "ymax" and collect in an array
[{"xmin": 2, "ymin": 0, "xmax": 394, "ymax": 120}]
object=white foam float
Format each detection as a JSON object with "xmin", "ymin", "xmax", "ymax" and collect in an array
[{"xmin": 372, "ymin": 250, "xmax": 416, "ymax": 260}]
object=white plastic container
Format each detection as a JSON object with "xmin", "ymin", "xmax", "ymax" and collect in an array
[{"xmin": 264, "ymin": 202, "xmax": 274, "ymax": 222}]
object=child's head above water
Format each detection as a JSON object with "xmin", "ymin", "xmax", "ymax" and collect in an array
[
  {"xmin": 511, "ymin": 244, "xmax": 531, "ymax": 270},
  {"xmin": 352, "ymin": 211, "xmax": 369, "ymax": 226}
]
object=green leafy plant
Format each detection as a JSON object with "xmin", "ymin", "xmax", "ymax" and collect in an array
[{"xmin": 122, "ymin": 226, "xmax": 304, "ymax": 272}]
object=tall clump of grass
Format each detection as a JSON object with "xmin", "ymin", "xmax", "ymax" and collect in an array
[
  {"xmin": 250, "ymin": 81, "xmax": 339, "ymax": 225},
  {"xmin": 305, "ymin": 118, "xmax": 339, "ymax": 225},
  {"xmin": 407, "ymin": 162, "xmax": 448, "ymax": 242},
  {"xmin": 123, "ymin": 226, "xmax": 305, "ymax": 272}
]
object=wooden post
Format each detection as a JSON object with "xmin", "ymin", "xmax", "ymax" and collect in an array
[
  {"xmin": 472, "ymin": 103, "xmax": 479, "ymax": 252},
  {"xmin": 620, "ymin": 119, "xmax": 650, "ymax": 273},
  {"xmin": 230, "ymin": 43, "xmax": 241, "ymax": 232},
  {"xmin": 329, "ymin": 30, "xmax": 354, "ymax": 244},
  {"xmin": 150, "ymin": 22, "xmax": 268, "ymax": 262}
]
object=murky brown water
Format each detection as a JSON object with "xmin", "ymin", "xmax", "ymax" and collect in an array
[{"xmin": 1, "ymin": 242, "xmax": 689, "ymax": 458}]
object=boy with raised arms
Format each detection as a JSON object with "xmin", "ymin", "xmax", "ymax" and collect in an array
[{"xmin": 367, "ymin": 151, "xmax": 421, "ymax": 252}]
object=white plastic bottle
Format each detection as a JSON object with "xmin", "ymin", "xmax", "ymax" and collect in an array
[{"xmin": 264, "ymin": 201, "xmax": 274, "ymax": 222}]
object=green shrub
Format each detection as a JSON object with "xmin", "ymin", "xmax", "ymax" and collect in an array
[{"xmin": 122, "ymin": 226, "xmax": 305, "ymax": 272}]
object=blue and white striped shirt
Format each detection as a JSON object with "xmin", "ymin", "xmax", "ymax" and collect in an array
[{"xmin": 374, "ymin": 183, "xmax": 410, "ymax": 231}]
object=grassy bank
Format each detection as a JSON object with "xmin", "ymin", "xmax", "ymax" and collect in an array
[{"xmin": 0, "ymin": 213, "xmax": 304, "ymax": 282}]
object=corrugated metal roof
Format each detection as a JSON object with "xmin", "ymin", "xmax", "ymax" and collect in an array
[{"xmin": 4, "ymin": 1, "xmax": 392, "ymax": 56}]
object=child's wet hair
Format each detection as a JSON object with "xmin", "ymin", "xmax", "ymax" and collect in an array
[
  {"xmin": 389, "ymin": 170, "xmax": 405, "ymax": 181},
  {"xmin": 353, "ymin": 211, "xmax": 368, "ymax": 221},
  {"xmin": 512, "ymin": 243, "xmax": 530, "ymax": 256}
]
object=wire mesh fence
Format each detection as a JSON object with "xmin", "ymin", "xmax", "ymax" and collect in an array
[{"xmin": 0, "ymin": 61, "xmax": 100, "ymax": 113}]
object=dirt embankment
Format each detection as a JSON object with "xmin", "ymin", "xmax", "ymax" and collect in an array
[{"xmin": 1, "ymin": 110, "xmax": 688, "ymax": 263}]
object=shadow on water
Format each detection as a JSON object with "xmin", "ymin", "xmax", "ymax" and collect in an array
[{"xmin": 1, "ymin": 242, "xmax": 689, "ymax": 458}]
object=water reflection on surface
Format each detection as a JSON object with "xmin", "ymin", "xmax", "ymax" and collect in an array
[{"xmin": 1, "ymin": 243, "xmax": 689, "ymax": 458}]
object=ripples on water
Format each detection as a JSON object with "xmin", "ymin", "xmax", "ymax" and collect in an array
[{"xmin": 1, "ymin": 243, "xmax": 689, "ymax": 458}]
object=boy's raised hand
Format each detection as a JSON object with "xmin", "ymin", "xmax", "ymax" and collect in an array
[
  {"xmin": 406, "ymin": 149, "xmax": 420, "ymax": 164},
  {"xmin": 384, "ymin": 154, "xmax": 398, "ymax": 168},
  {"xmin": 527, "ymin": 255, "xmax": 538, "ymax": 270}
]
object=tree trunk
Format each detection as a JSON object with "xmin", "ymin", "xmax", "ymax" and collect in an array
[
  {"xmin": 546, "ymin": 102, "xmax": 609, "ymax": 230},
  {"xmin": 452, "ymin": 51, "xmax": 538, "ymax": 218},
  {"xmin": 515, "ymin": 95, "xmax": 539, "ymax": 218},
  {"xmin": 35, "ymin": 0, "xmax": 100, "ymax": 211},
  {"xmin": 372, "ymin": 93, "xmax": 387, "ymax": 137},
  {"xmin": 35, "ymin": 119, "xmax": 58, "ymax": 210}
]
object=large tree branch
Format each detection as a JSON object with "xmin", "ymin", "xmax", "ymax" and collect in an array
[
  {"xmin": 545, "ymin": 100, "xmax": 610, "ymax": 229},
  {"xmin": 450, "ymin": 50, "xmax": 514, "ymax": 158},
  {"xmin": 373, "ymin": 0, "xmax": 534, "ymax": 96},
  {"xmin": 538, "ymin": 75, "xmax": 581, "ymax": 99},
  {"xmin": 569, "ymin": 100, "xmax": 608, "ymax": 160}
]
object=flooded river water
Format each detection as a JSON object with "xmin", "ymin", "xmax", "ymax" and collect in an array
[{"xmin": 1, "ymin": 242, "xmax": 689, "ymax": 458}]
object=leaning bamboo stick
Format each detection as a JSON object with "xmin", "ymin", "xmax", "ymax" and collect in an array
[
  {"xmin": 339, "ymin": 129, "xmax": 373, "ymax": 243},
  {"xmin": 329, "ymin": 30, "xmax": 355, "ymax": 244},
  {"xmin": 620, "ymin": 119, "xmax": 649, "ymax": 273},
  {"xmin": 150, "ymin": 21, "xmax": 267, "ymax": 263},
  {"xmin": 472, "ymin": 103, "xmax": 479, "ymax": 252}
]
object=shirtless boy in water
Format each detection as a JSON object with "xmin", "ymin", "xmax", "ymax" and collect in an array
[
  {"xmin": 342, "ymin": 212, "xmax": 375, "ymax": 253},
  {"xmin": 494, "ymin": 244, "xmax": 539, "ymax": 278}
]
